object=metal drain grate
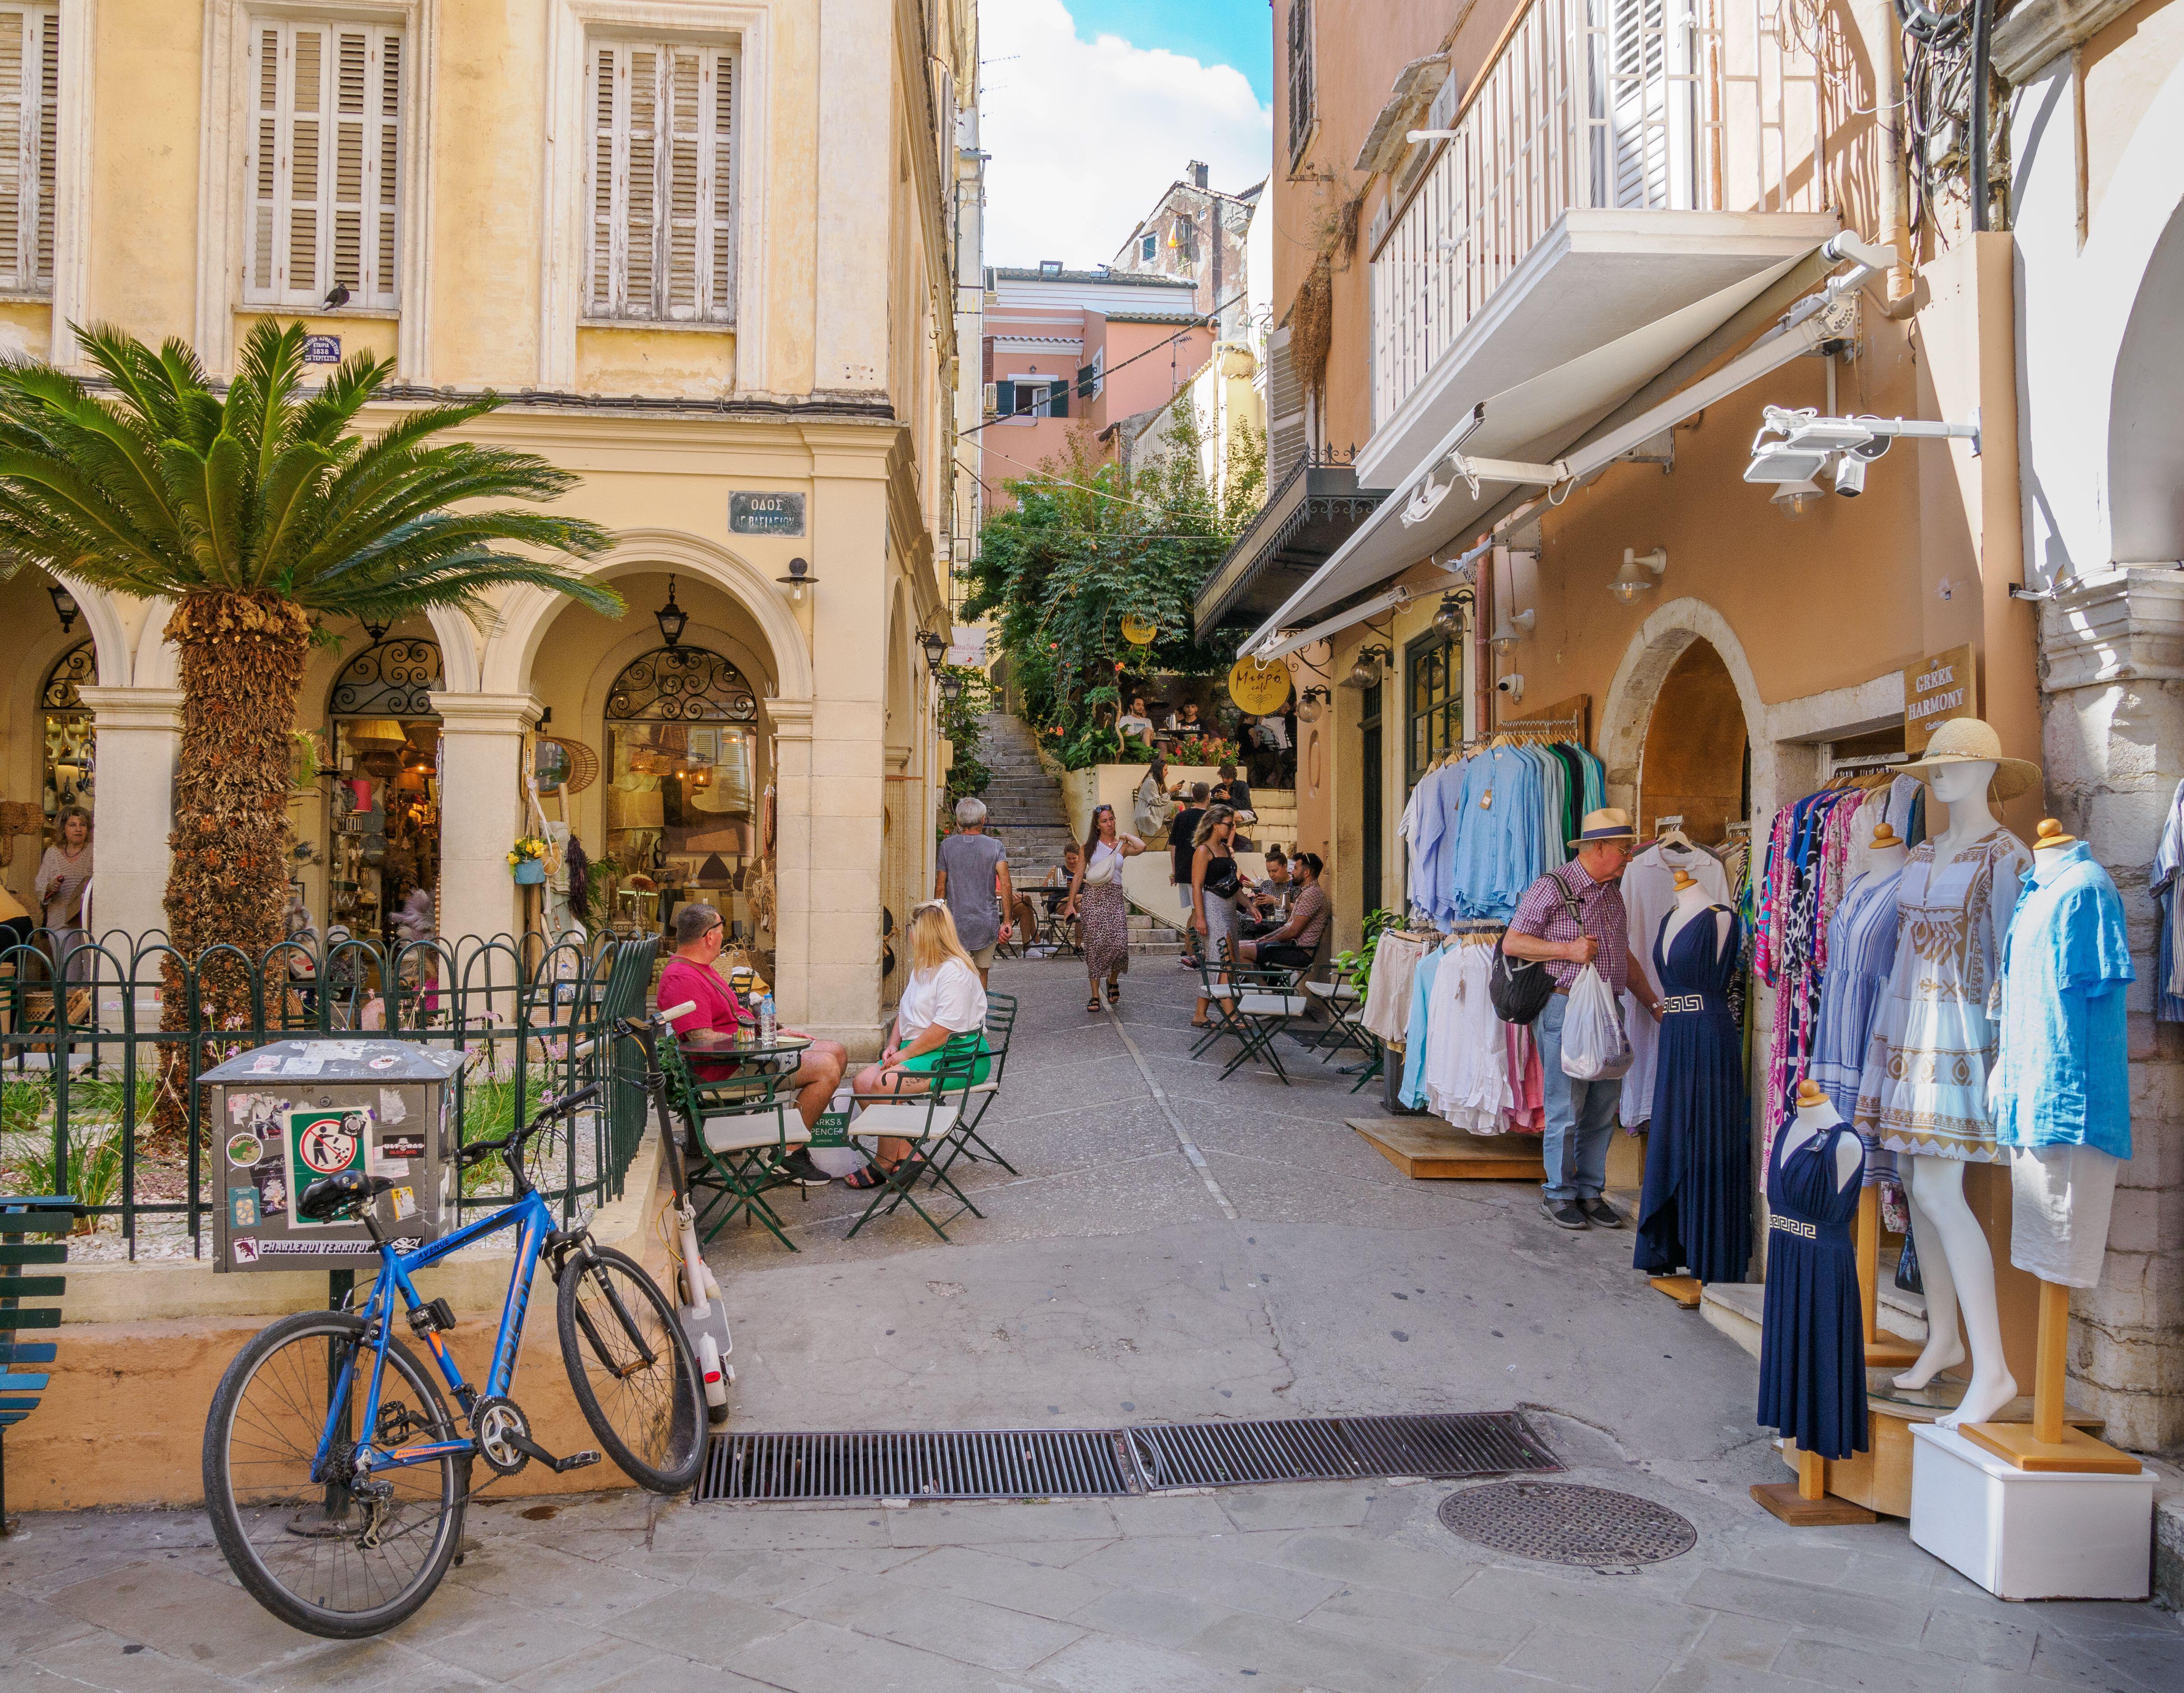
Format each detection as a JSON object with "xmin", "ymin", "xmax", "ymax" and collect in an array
[
  {"xmin": 1129, "ymin": 1412, "xmax": 1558, "ymax": 1491},
  {"xmin": 1437, "ymin": 1481, "xmax": 1697, "ymax": 1566},
  {"xmin": 700, "ymin": 1427, "xmax": 1135, "ymax": 1502}
]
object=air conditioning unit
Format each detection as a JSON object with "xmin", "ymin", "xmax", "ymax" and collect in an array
[{"xmin": 982, "ymin": 382, "xmax": 999, "ymax": 415}]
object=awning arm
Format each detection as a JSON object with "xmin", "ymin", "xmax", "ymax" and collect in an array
[{"xmin": 1253, "ymin": 585, "xmax": 1413, "ymax": 663}]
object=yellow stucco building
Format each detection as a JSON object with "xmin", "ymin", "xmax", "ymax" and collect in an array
[{"xmin": 0, "ymin": 0, "xmax": 979, "ymax": 1053}]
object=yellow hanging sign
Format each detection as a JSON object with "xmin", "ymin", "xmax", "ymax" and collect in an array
[
  {"xmin": 1227, "ymin": 657, "xmax": 1292, "ymax": 715},
  {"xmin": 1120, "ymin": 614, "xmax": 1157, "ymax": 645}
]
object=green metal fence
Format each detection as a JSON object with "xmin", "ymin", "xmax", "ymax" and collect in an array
[{"xmin": 0, "ymin": 929, "xmax": 661, "ymax": 1258}]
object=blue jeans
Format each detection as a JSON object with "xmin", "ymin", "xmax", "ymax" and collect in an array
[{"xmin": 1533, "ymin": 993, "xmax": 1617, "ymax": 1202}]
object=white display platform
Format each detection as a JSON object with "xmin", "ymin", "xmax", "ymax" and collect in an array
[{"xmin": 1909, "ymin": 1422, "xmax": 2153, "ymax": 1600}]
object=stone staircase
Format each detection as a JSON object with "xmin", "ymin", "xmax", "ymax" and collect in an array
[{"xmin": 971, "ymin": 712, "xmax": 1185, "ymax": 956}]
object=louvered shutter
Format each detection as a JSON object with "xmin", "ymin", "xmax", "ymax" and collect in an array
[
  {"xmin": 1267, "ymin": 327, "xmax": 1306, "ymax": 484},
  {"xmin": 1047, "ymin": 378, "xmax": 1068, "ymax": 418},
  {"xmin": 244, "ymin": 19, "xmax": 402, "ymax": 309},
  {"xmin": 0, "ymin": 6, "xmax": 58, "ymax": 295},
  {"xmin": 587, "ymin": 40, "xmax": 737, "ymax": 323},
  {"xmin": 993, "ymin": 379, "xmax": 1015, "ymax": 417}
]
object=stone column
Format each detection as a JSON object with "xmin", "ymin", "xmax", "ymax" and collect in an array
[
  {"xmin": 74, "ymin": 686, "xmax": 183, "ymax": 951},
  {"xmin": 428, "ymin": 692, "xmax": 538, "ymax": 950},
  {"xmin": 769, "ymin": 697, "xmax": 814, "ymax": 1030},
  {"xmin": 2035, "ymin": 566, "xmax": 2184, "ymax": 1453}
]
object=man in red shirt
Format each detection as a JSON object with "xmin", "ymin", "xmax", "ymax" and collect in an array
[{"xmin": 659, "ymin": 903, "xmax": 845, "ymax": 1187}]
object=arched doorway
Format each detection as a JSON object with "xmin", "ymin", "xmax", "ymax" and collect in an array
[
  {"xmin": 40, "ymin": 639, "xmax": 97, "ymax": 836},
  {"xmin": 1637, "ymin": 639, "xmax": 1749, "ymax": 844},
  {"xmin": 325, "ymin": 636, "xmax": 444, "ymax": 941},
  {"xmin": 602, "ymin": 645, "xmax": 764, "ymax": 947}
]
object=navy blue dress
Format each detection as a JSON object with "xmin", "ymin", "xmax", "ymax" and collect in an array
[
  {"xmin": 1756, "ymin": 1122, "xmax": 1869, "ymax": 1459},
  {"xmin": 1635, "ymin": 906, "xmax": 1751, "ymax": 1285}
]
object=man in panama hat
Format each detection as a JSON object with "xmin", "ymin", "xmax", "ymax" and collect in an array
[{"xmin": 1503, "ymin": 808, "xmax": 1664, "ymax": 1230}]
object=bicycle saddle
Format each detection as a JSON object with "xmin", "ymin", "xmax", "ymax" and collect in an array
[{"xmin": 297, "ymin": 1171, "xmax": 397, "ymax": 1222}]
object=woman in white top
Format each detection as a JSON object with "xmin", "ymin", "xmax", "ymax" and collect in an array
[
  {"xmin": 846, "ymin": 901, "xmax": 992, "ymax": 1187},
  {"xmin": 1062, "ymin": 803, "xmax": 1144, "ymax": 1011}
]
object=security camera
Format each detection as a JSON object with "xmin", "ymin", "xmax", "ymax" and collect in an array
[
  {"xmin": 1832, "ymin": 453, "xmax": 1866, "ymax": 496},
  {"xmin": 1496, "ymin": 674, "xmax": 1525, "ymax": 703}
]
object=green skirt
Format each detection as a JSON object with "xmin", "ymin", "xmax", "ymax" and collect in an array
[{"xmin": 896, "ymin": 1031, "xmax": 992, "ymax": 1087}]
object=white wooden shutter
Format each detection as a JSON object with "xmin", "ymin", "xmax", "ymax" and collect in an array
[
  {"xmin": 0, "ymin": 5, "xmax": 57, "ymax": 296},
  {"xmin": 1267, "ymin": 327, "xmax": 1306, "ymax": 486},
  {"xmin": 586, "ymin": 39, "xmax": 736, "ymax": 323},
  {"xmin": 245, "ymin": 18, "xmax": 402, "ymax": 310}
]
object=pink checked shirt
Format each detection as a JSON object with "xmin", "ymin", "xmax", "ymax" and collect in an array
[{"xmin": 1507, "ymin": 858, "xmax": 1633, "ymax": 997}]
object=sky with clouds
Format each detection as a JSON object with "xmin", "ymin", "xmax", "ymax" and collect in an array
[{"xmin": 980, "ymin": 0, "xmax": 1274, "ymax": 270}]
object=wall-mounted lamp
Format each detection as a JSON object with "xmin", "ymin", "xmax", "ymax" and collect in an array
[
  {"xmin": 1609, "ymin": 547, "xmax": 1667, "ymax": 605},
  {"xmin": 1487, "ymin": 608, "xmax": 1535, "ymax": 655},
  {"xmin": 47, "ymin": 580, "xmax": 78, "ymax": 634},
  {"xmin": 654, "ymin": 576, "xmax": 689, "ymax": 648},
  {"xmin": 776, "ymin": 557, "xmax": 817, "ymax": 603},
  {"xmin": 916, "ymin": 629, "xmax": 948, "ymax": 674},
  {"xmin": 938, "ymin": 670, "xmax": 966, "ymax": 708},
  {"xmin": 1431, "ymin": 584, "xmax": 1473, "ymax": 638},
  {"xmin": 1298, "ymin": 684, "xmax": 1333, "ymax": 723},
  {"xmin": 1770, "ymin": 480, "xmax": 1823, "ymax": 519},
  {"xmin": 1338, "ymin": 643, "xmax": 1392, "ymax": 689}
]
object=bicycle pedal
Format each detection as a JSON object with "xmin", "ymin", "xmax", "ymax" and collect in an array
[{"xmin": 553, "ymin": 1449, "xmax": 603, "ymax": 1473}]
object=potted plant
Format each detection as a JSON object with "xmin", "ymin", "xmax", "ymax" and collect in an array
[{"xmin": 508, "ymin": 835, "xmax": 550, "ymax": 884}]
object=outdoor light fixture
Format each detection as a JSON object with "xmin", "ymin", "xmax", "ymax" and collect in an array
[
  {"xmin": 46, "ymin": 580, "xmax": 78, "ymax": 634},
  {"xmin": 1431, "ymin": 585, "xmax": 1473, "ymax": 638},
  {"xmin": 1338, "ymin": 643, "xmax": 1392, "ymax": 689},
  {"xmin": 654, "ymin": 576, "xmax": 690, "ymax": 648},
  {"xmin": 1610, "ymin": 548, "xmax": 1667, "ymax": 605},
  {"xmin": 1488, "ymin": 608, "xmax": 1535, "ymax": 655},
  {"xmin": 776, "ymin": 557, "xmax": 817, "ymax": 603},
  {"xmin": 1746, "ymin": 404, "xmax": 1980, "ymax": 512},
  {"xmin": 916, "ymin": 629, "xmax": 947, "ymax": 674},
  {"xmin": 938, "ymin": 671, "xmax": 966, "ymax": 708},
  {"xmin": 360, "ymin": 616, "xmax": 389, "ymax": 643},
  {"xmin": 1298, "ymin": 684, "xmax": 1333, "ymax": 723}
]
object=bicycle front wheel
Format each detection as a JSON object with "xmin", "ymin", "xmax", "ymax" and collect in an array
[
  {"xmin": 202, "ymin": 1310, "xmax": 469, "ymax": 1638},
  {"xmin": 557, "ymin": 1244, "xmax": 707, "ymax": 1493}
]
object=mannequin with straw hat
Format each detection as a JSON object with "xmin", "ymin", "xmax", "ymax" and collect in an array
[{"xmin": 1854, "ymin": 717, "xmax": 2038, "ymax": 1431}]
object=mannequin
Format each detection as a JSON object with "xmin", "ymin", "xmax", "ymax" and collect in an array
[
  {"xmin": 1858, "ymin": 718, "xmax": 2037, "ymax": 1430},
  {"xmin": 1659, "ymin": 867, "xmax": 1733, "ymax": 959},
  {"xmin": 1866, "ymin": 820, "xmax": 1907, "ymax": 875},
  {"xmin": 1779, "ymin": 1077, "xmax": 1863, "ymax": 1190}
]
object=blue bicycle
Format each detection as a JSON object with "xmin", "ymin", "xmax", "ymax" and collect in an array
[{"xmin": 200, "ymin": 1008, "xmax": 707, "ymax": 1637}]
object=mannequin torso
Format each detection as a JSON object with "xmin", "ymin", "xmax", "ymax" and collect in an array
[
  {"xmin": 1660, "ymin": 868, "xmax": 1732, "ymax": 958},
  {"xmin": 1778, "ymin": 1088, "xmax": 1862, "ymax": 1191}
]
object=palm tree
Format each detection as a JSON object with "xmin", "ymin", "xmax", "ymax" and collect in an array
[{"xmin": 0, "ymin": 320, "xmax": 620, "ymax": 1105}]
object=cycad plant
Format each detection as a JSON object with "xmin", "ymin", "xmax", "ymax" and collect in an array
[{"xmin": 0, "ymin": 321, "xmax": 620, "ymax": 1116}]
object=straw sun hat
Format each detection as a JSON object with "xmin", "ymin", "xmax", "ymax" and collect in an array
[{"xmin": 1898, "ymin": 718, "xmax": 2041, "ymax": 800}]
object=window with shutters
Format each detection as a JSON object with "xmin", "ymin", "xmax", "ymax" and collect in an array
[
  {"xmin": 0, "ymin": 5, "xmax": 57, "ymax": 297},
  {"xmin": 586, "ymin": 38, "xmax": 737, "ymax": 325},
  {"xmin": 244, "ymin": 18, "xmax": 403, "ymax": 311},
  {"xmin": 1284, "ymin": 0, "xmax": 1315, "ymax": 168}
]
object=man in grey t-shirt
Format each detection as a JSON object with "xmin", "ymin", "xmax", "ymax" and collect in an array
[{"xmin": 934, "ymin": 796, "xmax": 1016, "ymax": 984}]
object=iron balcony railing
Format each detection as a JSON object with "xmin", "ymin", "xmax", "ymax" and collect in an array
[
  {"xmin": 0, "ymin": 930, "xmax": 662, "ymax": 1259},
  {"xmin": 1370, "ymin": 0, "xmax": 1831, "ymax": 427}
]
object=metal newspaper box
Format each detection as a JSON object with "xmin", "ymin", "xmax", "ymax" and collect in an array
[{"xmin": 203, "ymin": 1039, "xmax": 466, "ymax": 1271}]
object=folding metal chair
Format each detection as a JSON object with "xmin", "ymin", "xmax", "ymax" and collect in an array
[
  {"xmin": 659, "ymin": 1038, "xmax": 810, "ymax": 1251},
  {"xmin": 1302, "ymin": 963, "xmax": 1385, "ymax": 1090},
  {"xmin": 927, "ymin": 991, "xmax": 1018, "ymax": 1187},
  {"xmin": 846, "ymin": 1040, "xmax": 986, "ymax": 1242}
]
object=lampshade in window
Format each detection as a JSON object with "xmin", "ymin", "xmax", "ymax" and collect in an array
[{"xmin": 345, "ymin": 718, "xmax": 409, "ymax": 751}]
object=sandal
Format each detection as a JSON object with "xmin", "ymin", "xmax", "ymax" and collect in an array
[
  {"xmin": 1106, "ymin": 981, "xmax": 1121, "ymax": 1006},
  {"xmin": 842, "ymin": 1162, "xmax": 890, "ymax": 1190},
  {"xmin": 1087, "ymin": 994, "xmax": 1102, "ymax": 1012}
]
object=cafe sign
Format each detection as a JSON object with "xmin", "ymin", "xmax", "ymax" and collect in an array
[{"xmin": 1902, "ymin": 642, "xmax": 1975, "ymax": 753}]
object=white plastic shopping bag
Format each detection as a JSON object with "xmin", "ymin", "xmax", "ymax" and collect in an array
[{"xmin": 1559, "ymin": 963, "xmax": 1633, "ymax": 1081}]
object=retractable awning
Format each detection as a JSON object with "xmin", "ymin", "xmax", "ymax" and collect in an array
[{"xmin": 1231, "ymin": 211, "xmax": 1840, "ymax": 653}]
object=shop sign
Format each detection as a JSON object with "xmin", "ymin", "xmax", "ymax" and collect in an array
[
  {"xmin": 730, "ymin": 492, "xmax": 806, "ymax": 536},
  {"xmin": 1902, "ymin": 642, "xmax": 1975, "ymax": 753},
  {"xmin": 302, "ymin": 334, "xmax": 341, "ymax": 364},
  {"xmin": 1120, "ymin": 614, "xmax": 1157, "ymax": 645},
  {"xmin": 1228, "ymin": 657, "xmax": 1292, "ymax": 715}
]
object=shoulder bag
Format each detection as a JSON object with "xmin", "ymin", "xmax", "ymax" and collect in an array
[{"xmin": 1487, "ymin": 881, "xmax": 1584, "ymax": 1026}]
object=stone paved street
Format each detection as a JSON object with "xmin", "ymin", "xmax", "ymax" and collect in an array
[{"xmin": 6, "ymin": 953, "xmax": 2181, "ymax": 1691}]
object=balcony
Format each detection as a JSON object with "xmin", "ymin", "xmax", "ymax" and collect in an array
[{"xmin": 1362, "ymin": 0, "xmax": 1838, "ymax": 486}]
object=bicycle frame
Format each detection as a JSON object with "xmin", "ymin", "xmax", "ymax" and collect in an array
[{"xmin": 311, "ymin": 1186, "xmax": 560, "ymax": 1480}]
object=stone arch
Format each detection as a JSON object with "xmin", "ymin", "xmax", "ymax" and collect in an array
[
  {"xmin": 53, "ymin": 576, "xmax": 134, "ymax": 688},
  {"xmin": 478, "ymin": 529, "xmax": 812, "ymax": 705},
  {"xmin": 1598, "ymin": 596, "xmax": 1769, "ymax": 829},
  {"xmin": 130, "ymin": 598, "xmax": 482, "ymax": 694}
]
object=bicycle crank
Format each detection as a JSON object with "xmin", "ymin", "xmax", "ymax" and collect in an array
[{"xmin": 471, "ymin": 1394, "xmax": 603, "ymax": 1477}]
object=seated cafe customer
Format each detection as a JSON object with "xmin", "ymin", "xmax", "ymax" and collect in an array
[
  {"xmin": 1240, "ymin": 852, "xmax": 1328, "ymax": 971},
  {"xmin": 845, "ymin": 902, "xmax": 992, "ymax": 1189},
  {"xmin": 658, "ymin": 902, "xmax": 846, "ymax": 1187}
]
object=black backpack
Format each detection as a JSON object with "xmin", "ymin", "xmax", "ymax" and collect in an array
[{"xmin": 1487, "ymin": 882, "xmax": 1583, "ymax": 1025}]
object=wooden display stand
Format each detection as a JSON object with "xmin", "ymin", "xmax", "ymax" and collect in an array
[
  {"xmin": 1754, "ymin": 1449, "xmax": 1877, "ymax": 1526},
  {"xmin": 1855, "ymin": 1187, "xmax": 1923, "ymax": 1369},
  {"xmin": 1347, "ymin": 1120, "xmax": 1546, "ymax": 1180},
  {"xmin": 1649, "ymin": 1276, "xmax": 1702, "ymax": 1308},
  {"xmin": 1962, "ymin": 1281, "xmax": 2141, "ymax": 1475}
]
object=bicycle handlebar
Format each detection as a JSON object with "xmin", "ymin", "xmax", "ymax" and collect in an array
[{"xmin": 454, "ymin": 1080, "xmax": 602, "ymax": 1171}]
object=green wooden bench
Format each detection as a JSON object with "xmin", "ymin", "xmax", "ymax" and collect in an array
[{"xmin": 0, "ymin": 1194, "xmax": 75, "ymax": 1532}]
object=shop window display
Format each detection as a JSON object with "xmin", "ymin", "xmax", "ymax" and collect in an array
[
  {"xmin": 325, "ymin": 638, "xmax": 444, "ymax": 944},
  {"xmin": 41, "ymin": 640, "xmax": 96, "ymax": 834},
  {"xmin": 603, "ymin": 646, "xmax": 763, "ymax": 946}
]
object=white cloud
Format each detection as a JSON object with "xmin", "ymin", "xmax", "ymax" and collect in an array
[{"xmin": 980, "ymin": 0, "xmax": 1272, "ymax": 269}]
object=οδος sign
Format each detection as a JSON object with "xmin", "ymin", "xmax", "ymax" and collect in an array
[{"xmin": 730, "ymin": 492, "xmax": 806, "ymax": 536}]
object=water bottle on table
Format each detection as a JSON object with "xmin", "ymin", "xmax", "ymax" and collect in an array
[{"xmin": 758, "ymin": 992, "xmax": 776, "ymax": 1044}]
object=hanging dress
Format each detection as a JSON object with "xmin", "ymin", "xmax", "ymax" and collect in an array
[
  {"xmin": 1756, "ymin": 1121, "xmax": 1869, "ymax": 1459},
  {"xmin": 1634, "ymin": 904, "xmax": 1751, "ymax": 1285}
]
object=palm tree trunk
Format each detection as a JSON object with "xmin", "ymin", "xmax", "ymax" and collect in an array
[{"xmin": 154, "ymin": 592, "xmax": 312, "ymax": 1143}]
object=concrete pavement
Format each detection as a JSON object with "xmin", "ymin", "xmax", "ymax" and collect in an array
[{"xmin": 5, "ymin": 951, "xmax": 2179, "ymax": 1691}]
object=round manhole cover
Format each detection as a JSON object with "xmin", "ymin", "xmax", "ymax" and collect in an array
[{"xmin": 1437, "ymin": 1481, "xmax": 1697, "ymax": 1566}]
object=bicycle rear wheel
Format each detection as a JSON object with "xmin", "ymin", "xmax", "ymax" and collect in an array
[
  {"xmin": 557, "ymin": 1244, "xmax": 706, "ymax": 1493},
  {"xmin": 202, "ymin": 1310, "xmax": 469, "ymax": 1638}
]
